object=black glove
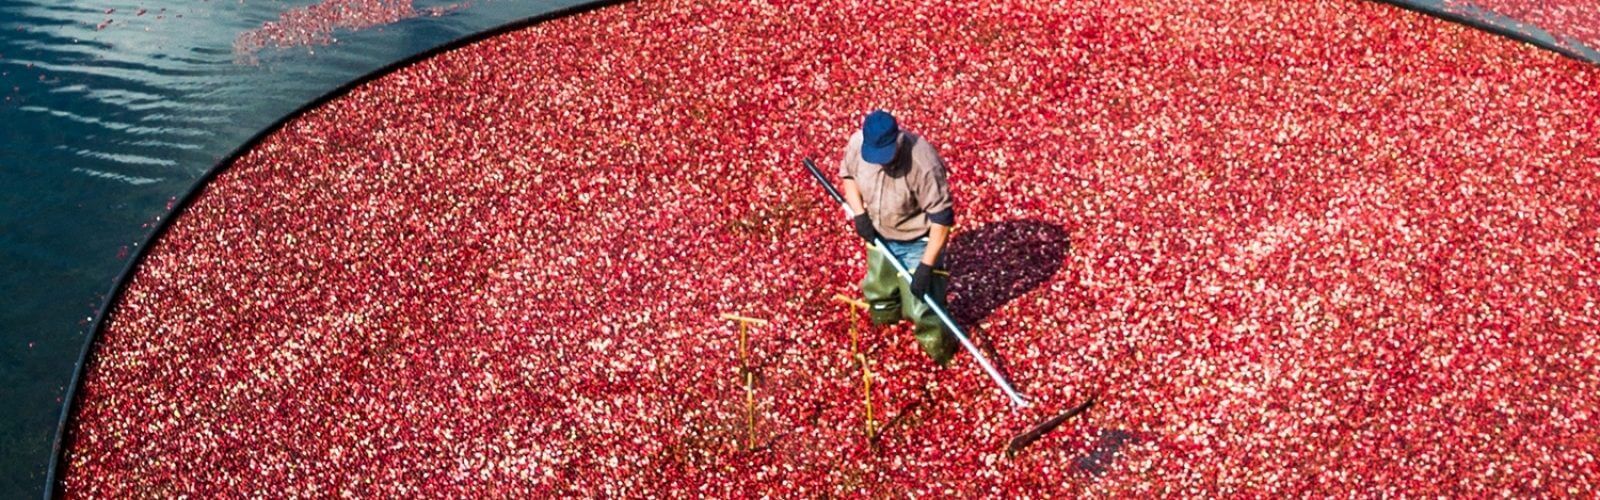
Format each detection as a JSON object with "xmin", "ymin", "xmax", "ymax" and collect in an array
[
  {"xmin": 852, "ymin": 213, "xmax": 878, "ymax": 242},
  {"xmin": 910, "ymin": 262, "xmax": 936, "ymax": 297}
]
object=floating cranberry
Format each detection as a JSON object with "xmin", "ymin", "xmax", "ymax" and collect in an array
[{"xmin": 61, "ymin": 0, "xmax": 1600, "ymax": 496}]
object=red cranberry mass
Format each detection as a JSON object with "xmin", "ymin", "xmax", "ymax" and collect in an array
[{"xmin": 63, "ymin": 0, "xmax": 1600, "ymax": 496}]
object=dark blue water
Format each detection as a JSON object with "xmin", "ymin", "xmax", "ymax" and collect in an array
[
  {"xmin": 1391, "ymin": 0, "xmax": 1600, "ymax": 64},
  {"xmin": 0, "ymin": 1, "xmax": 596, "ymax": 495}
]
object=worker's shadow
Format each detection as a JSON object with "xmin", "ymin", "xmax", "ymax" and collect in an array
[{"xmin": 944, "ymin": 219, "xmax": 1071, "ymax": 381}]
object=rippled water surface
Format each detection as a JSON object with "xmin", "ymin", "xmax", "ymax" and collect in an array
[{"xmin": 0, "ymin": 1, "xmax": 593, "ymax": 495}]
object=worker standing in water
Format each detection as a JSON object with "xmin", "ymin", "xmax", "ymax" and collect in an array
[{"xmin": 837, "ymin": 109, "xmax": 958, "ymax": 366}]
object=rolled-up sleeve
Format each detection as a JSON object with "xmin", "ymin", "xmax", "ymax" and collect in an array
[{"xmin": 914, "ymin": 143, "xmax": 954, "ymax": 226}]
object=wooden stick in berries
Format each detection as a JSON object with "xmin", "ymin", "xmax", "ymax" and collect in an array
[
  {"xmin": 833, "ymin": 293, "xmax": 877, "ymax": 440},
  {"xmin": 720, "ymin": 313, "xmax": 769, "ymax": 451}
]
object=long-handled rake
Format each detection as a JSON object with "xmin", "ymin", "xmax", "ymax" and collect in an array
[{"xmin": 803, "ymin": 157, "xmax": 1093, "ymax": 456}]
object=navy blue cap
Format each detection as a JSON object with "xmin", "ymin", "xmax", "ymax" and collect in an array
[{"xmin": 860, "ymin": 109, "xmax": 900, "ymax": 165}]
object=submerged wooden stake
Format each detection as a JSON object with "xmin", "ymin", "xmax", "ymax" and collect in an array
[
  {"xmin": 832, "ymin": 294, "xmax": 875, "ymax": 440},
  {"xmin": 721, "ymin": 312, "xmax": 768, "ymax": 451}
]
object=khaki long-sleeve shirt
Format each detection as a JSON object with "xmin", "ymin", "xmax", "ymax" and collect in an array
[{"xmin": 838, "ymin": 130, "xmax": 955, "ymax": 241}]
